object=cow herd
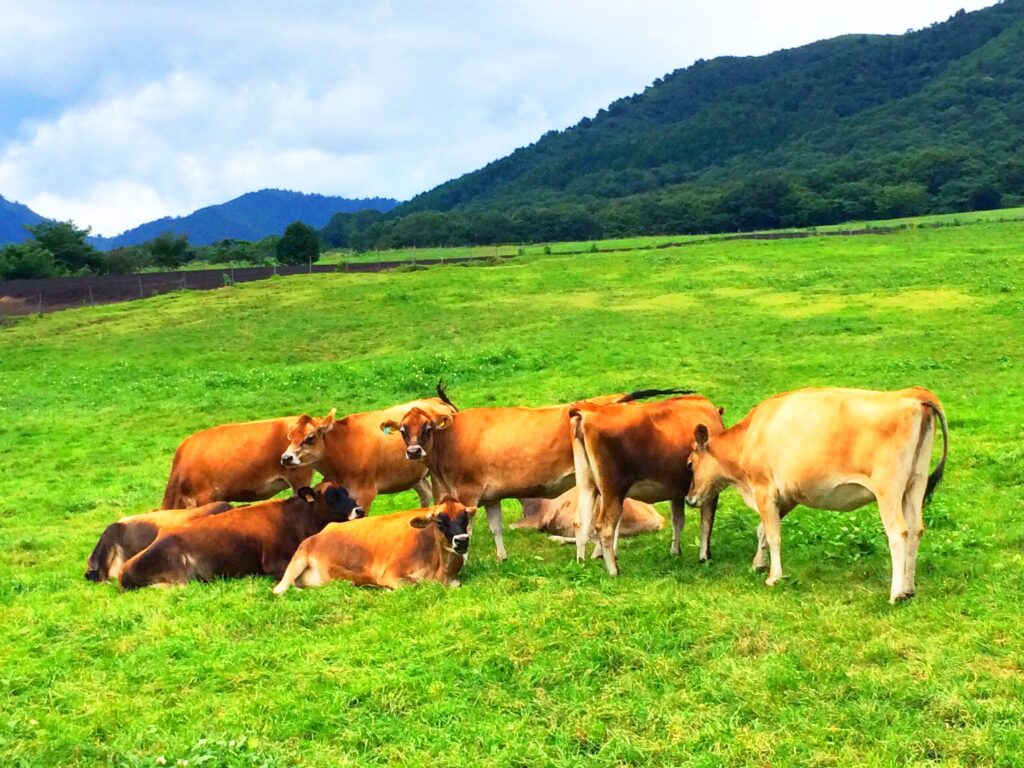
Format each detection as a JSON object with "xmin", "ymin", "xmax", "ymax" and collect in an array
[{"xmin": 85, "ymin": 384, "xmax": 948, "ymax": 603}]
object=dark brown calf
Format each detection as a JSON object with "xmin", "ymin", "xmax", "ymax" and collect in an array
[
  {"xmin": 84, "ymin": 502, "xmax": 231, "ymax": 582},
  {"xmin": 119, "ymin": 482, "xmax": 363, "ymax": 589}
]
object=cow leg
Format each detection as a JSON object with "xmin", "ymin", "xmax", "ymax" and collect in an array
[
  {"xmin": 413, "ymin": 476, "xmax": 433, "ymax": 507},
  {"xmin": 755, "ymin": 494, "xmax": 786, "ymax": 586},
  {"xmin": 877, "ymin": 489, "xmax": 909, "ymax": 603},
  {"xmin": 670, "ymin": 499, "xmax": 685, "ymax": 557},
  {"xmin": 598, "ymin": 496, "xmax": 625, "ymax": 576},
  {"xmin": 753, "ymin": 507, "xmax": 790, "ymax": 571},
  {"xmin": 902, "ymin": 483, "xmax": 925, "ymax": 599},
  {"xmin": 575, "ymin": 479, "xmax": 599, "ymax": 563},
  {"xmin": 699, "ymin": 494, "xmax": 718, "ymax": 563},
  {"xmin": 485, "ymin": 501, "xmax": 507, "ymax": 561}
]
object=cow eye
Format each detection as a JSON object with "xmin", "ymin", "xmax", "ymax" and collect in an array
[
  {"xmin": 423, "ymin": 423, "xmax": 432, "ymax": 432},
  {"xmin": 303, "ymin": 435, "xmax": 316, "ymax": 445}
]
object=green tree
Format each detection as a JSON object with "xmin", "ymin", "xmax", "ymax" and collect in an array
[
  {"xmin": 26, "ymin": 220, "xmax": 100, "ymax": 273},
  {"xmin": 147, "ymin": 232, "xmax": 192, "ymax": 269},
  {"xmin": 0, "ymin": 241, "xmax": 59, "ymax": 279},
  {"xmin": 276, "ymin": 221, "xmax": 321, "ymax": 265}
]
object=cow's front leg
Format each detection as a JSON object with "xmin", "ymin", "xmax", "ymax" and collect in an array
[
  {"xmin": 484, "ymin": 501, "xmax": 507, "ymax": 561},
  {"xmin": 699, "ymin": 494, "xmax": 718, "ymax": 563},
  {"xmin": 670, "ymin": 499, "xmax": 685, "ymax": 557},
  {"xmin": 756, "ymin": 494, "xmax": 785, "ymax": 586}
]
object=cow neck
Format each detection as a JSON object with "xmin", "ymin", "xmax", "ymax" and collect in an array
[
  {"xmin": 437, "ymin": 539, "xmax": 464, "ymax": 579},
  {"xmin": 710, "ymin": 420, "xmax": 751, "ymax": 491},
  {"xmin": 316, "ymin": 420, "xmax": 349, "ymax": 479},
  {"xmin": 426, "ymin": 423, "xmax": 456, "ymax": 498}
]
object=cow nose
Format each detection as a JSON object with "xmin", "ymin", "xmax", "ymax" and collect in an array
[
  {"xmin": 406, "ymin": 446, "xmax": 424, "ymax": 459},
  {"xmin": 352, "ymin": 507, "xmax": 366, "ymax": 519},
  {"xmin": 452, "ymin": 534, "xmax": 470, "ymax": 551},
  {"xmin": 281, "ymin": 454, "xmax": 295, "ymax": 466}
]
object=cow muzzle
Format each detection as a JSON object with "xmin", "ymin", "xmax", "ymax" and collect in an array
[
  {"xmin": 281, "ymin": 453, "xmax": 298, "ymax": 467},
  {"xmin": 350, "ymin": 507, "xmax": 366, "ymax": 520},
  {"xmin": 451, "ymin": 534, "xmax": 470, "ymax": 554},
  {"xmin": 684, "ymin": 495, "xmax": 700, "ymax": 508},
  {"xmin": 405, "ymin": 446, "xmax": 426, "ymax": 460}
]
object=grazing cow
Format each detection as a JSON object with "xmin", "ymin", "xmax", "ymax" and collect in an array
[
  {"xmin": 380, "ymin": 390, "xmax": 686, "ymax": 561},
  {"xmin": 273, "ymin": 498, "xmax": 476, "ymax": 593},
  {"xmin": 161, "ymin": 412, "xmax": 336, "ymax": 508},
  {"xmin": 119, "ymin": 482, "xmax": 363, "ymax": 590},
  {"xmin": 84, "ymin": 502, "xmax": 231, "ymax": 583},
  {"xmin": 514, "ymin": 488, "xmax": 664, "ymax": 557},
  {"xmin": 569, "ymin": 395, "xmax": 727, "ymax": 575},
  {"xmin": 684, "ymin": 387, "xmax": 949, "ymax": 603},
  {"xmin": 280, "ymin": 387, "xmax": 459, "ymax": 510}
]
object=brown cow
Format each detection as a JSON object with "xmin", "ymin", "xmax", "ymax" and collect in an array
[
  {"xmin": 119, "ymin": 482, "xmax": 363, "ymax": 589},
  {"xmin": 685, "ymin": 387, "xmax": 948, "ymax": 603},
  {"xmin": 380, "ymin": 390, "xmax": 685, "ymax": 561},
  {"xmin": 161, "ymin": 412, "xmax": 335, "ymax": 508},
  {"xmin": 273, "ymin": 498, "xmax": 476, "ymax": 593},
  {"xmin": 84, "ymin": 502, "xmax": 231, "ymax": 583},
  {"xmin": 569, "ymin": 394, "xmax": 727, "ymax": 575},
  {"xmin": 514, "ymin": 488, "xmax": 664, "ymax": 557},
  {"xmin": 280, "ymin": 388, "xmax": 458, "ymax": 511}
]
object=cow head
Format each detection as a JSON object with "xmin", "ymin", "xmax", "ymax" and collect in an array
[
  {"xmin": 297, "ymin": 481, "xmax": 364, "ymax": 523},
  {"xmin": 685, "ymin": 423, "xmax": 725, "ymax": 507},
  {"xmin": 410, "ymin": 498, "xmax": 476, "ymax": 556},
  {"xmin": 380, "ymin": 407, "xmax": 453, "ymax": 460},
  {"xmin": 281, "ymin": 409, "xmax": 336, "ymax": 468}
]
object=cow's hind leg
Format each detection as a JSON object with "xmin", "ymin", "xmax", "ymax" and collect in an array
[
  {"xmin": 484, "ymin": 501, "xmax": 507, "ymax": 561},
  {"xmin": 597, "ymin": 495, "xmax": 625, "ymax": 576},
  {"xmin": 901, "ymin": 476, "xmax": 927, "ymax": 599},
  {"xmin": 876, "ymin": 488, "xmax": 909, "ymax": 603},
  {"xmin": 670, "ymin": 499, "xmax": 685, "ymax": 557}
]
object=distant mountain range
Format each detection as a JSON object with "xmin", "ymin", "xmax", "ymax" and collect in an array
[
  {"xmin": 89, "ymin": 190, "xmax": 398, "ymax": 250},
  {"xmin": 0, "ymin": 194, "xmax": 46, "ymax": 244},
  {"xmin": 0, "ymin": 189, "xmax": 398, "ymax": 249}
]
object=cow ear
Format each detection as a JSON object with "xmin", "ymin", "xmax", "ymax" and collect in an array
[
  {"xmin": 320, "ymin": 408, "xmax": 336, "ymax": 433},
  {"xmin": 298, "ymin": 486, "xmax": 316, "ymax": 503},
  {"xmin": 409, "ymin": 513, "xmax": 435, "ymax": 529},
  {"xmin": 435, "ymin": 414, "xmax": 453, "ymax": 430},
  {"xmin": 380, "ymin": 420, "xmax": 399, "ymax": 435},
  {"xmin": 694, "ymin": 424, "xmax": 710, "ymax": 448}
]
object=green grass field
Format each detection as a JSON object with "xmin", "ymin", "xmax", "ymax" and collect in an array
[{"xmin": 1, "ymin": 218, "xmax": 1023, "ymax": 766}]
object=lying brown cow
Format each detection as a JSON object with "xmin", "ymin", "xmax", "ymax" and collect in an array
[
  {"xmin": 273, "ymin": 498, "xmax": 476, "ymax": 593},
  {"xmin": 514, "ymin": 488, "xmax": 664, "ymax": 557},
  {"xmin": 161, "ymin": 412, "xmax": 335, "ymax": 508},
  {"xmin": 685, "ymin": 387, "xmax": 948, "ymax": 603},
  {"xmin": 280, "ymin": 387, "xmax": 458, "ymax": 510},
  {"xmin": 569, "ymin": 394, "xmax": 726, "ymax": 575},
  {"xmin": 84, "ymin": 502, "xmax": 231, "ymax": 583},
  {"xmin": 119, "ymin": 482, "xmax": 363, "ymax": 590},
  {"xmin": 381, "ymin": 390, "xmax": 685, "ymax": 561}
]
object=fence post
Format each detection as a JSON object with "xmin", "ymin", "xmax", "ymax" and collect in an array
[
  {"xmin": 88, "ymin": 285, "xmax": 94, "ymax": 305},
  {"xmin": 231, "ymin": 266, "xmax": 235, "ymax": 283},
  {"xmin": 37, "ymin": 293, "xmax": 42, "ymax": 315},
  {"xmin": 138, "ymin": 275, "xmax": 144, "ymax": 298}
]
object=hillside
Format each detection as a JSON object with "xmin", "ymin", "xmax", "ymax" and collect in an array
[
  {"xmin": 329, "ymin": 1, "xmax": 1024, "ymax": 248},
  {"xmin": 0, "ymin": 194, "xmax": 47, "ymax": 244},
  {"xmin": 92, "ymin": 189, "xmax": 398, "ymax": 250}
]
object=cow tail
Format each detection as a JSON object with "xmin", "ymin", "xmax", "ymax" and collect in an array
[
  {"xmin": 616, "ymin": 388, "xmax": 694, "ymax": 403},
  {"xmin": 273, "ymin": 549, "xmax": 308, "ymax": 595},
  {"xmin": 922, "ymin": 399, "xmax": 949, "ymax": 504}
]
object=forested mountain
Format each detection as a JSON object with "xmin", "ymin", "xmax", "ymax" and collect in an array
[
  {"xmin": 92, "ymin": 189, "xmax": 397, "ymax": 250},
  {"xmin": 0, "ymin": 195, "xmax": 47, "ymax": 245},
  {"xmin": 323, "ymin": 1, "xmax": 1024, "ymax": 249}
]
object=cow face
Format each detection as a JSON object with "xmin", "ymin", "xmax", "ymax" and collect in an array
[
  {"xmin": 410, "ymin": 499, "xmax": 476, "ymax": 555},
  {"xmin": 380, "ymin": 407, "xmax": 453, "ymax": 460},
  {"xmin": 298, "ymin": 481, "xmax": 364, "ymax": 523},
  {"xmin": 281, "ymin": 409, "xmax": 336, "ymax": 468},
  {"xmin": 685, "ymin": 423, "xmax": 723, "ymax": 507}
]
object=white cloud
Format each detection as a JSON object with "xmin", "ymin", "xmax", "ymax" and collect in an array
[{"xmin": 0, "ymin": 0, "xmax": 1000, "ymax": 235}]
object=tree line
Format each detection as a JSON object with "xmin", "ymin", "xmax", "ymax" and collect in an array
[{"xmin": 0, "ymin": 221, "xmax": 321, "ymax": 280}]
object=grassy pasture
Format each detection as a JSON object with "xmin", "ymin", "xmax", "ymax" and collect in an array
[{"xmin": 1, "ymin": 219, "xmax": 1023, "ymax": 766}]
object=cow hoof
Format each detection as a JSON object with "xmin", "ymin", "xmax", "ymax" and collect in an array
[
  {"xmin": 669, "ymin": 545, "xmax": 681, "ymax": 558},
  {"xmin": 765, "ymin": 575, "xmax": 782, "ymax": 587},
  {"xmin": 448, "ymin": 579, "xmax": 461, "ymax": 588},
  {"xmin": 752, "ymin": 562, "xmax": 768, "ymax": 573},
  {"xmin": 891, "ymin": 590, "xmax": 914, "ymax": 604},
  {"xmin": 698, "ymin": 556, "xmax": 710, "ymax": 565}
]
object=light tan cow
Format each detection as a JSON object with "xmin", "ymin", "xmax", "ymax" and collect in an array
[
  {"xmin": 381, "ymin": 390, "xmax": 687, "ymax": 561},
  {"xmin": 280, "ymin": 386, "xmax": 458, "ymax": 511},
  {"xmin": 685, "ymin": 387, "xmax": 948, "ymax": 603},
  {"xmin": 569, "ymin": 395, "xmax": 726, "ymax": 575},
  {"xmin": 514, "ymin": 488, "xmax": 664, "ymax": 557}
]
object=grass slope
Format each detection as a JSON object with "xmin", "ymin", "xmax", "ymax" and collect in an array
[{"xmin": 1, "ymin": 219, "xmax": 1023, "ymax": 766}]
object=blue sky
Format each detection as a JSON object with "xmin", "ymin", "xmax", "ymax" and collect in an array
[{"xmin": 0, "ymin": 0, "xmax": 996, "ymax": 235}]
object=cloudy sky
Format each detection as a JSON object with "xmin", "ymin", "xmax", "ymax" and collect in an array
[{"xmin": 0, "ymin": 1, "xmax": 996, "ymax": 236}]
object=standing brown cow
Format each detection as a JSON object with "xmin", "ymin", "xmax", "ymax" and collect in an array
[
  {"xmin": 381, "ymin": 390, "xmax": 688, "ymax": 561},
  {"xmin": 685, "ymin": 387, "xmax": 948, "ymax": 602},
  {"xmin": 569, "ymin": 394, "xmax": 726, "ymax": 575}
]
